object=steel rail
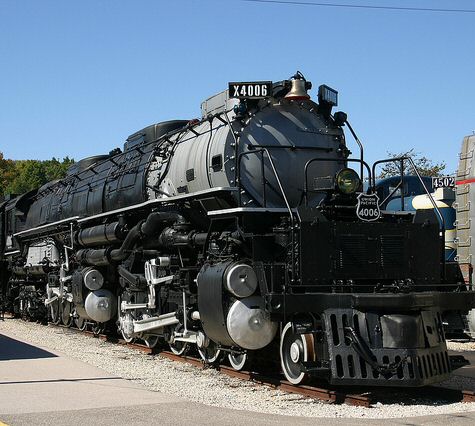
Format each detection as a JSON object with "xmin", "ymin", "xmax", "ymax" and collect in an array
[{"xmin": 43, "ymin": 321, "xmax": 475, "ymax": 407}]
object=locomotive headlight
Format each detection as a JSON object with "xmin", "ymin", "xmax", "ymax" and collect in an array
[
  {"xmin": 336, "ymin": 168, "xmax": 360, "ymax": 194},
  {"xmin": 318, "ymin": 84, "xmax": 338, "ymax": 106}
]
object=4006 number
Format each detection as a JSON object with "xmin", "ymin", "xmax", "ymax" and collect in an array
[
  {"xmin": 359, "ymin": 208, "xmax": 379, "ymax": 217},
  {"xmin": 228, "ymin": 81, "xmax": 272, "ymax": 99}
]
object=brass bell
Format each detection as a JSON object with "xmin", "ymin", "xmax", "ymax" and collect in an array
[{"xmin": 285, "ymin": 73, "xmax": 310, "ymax": 101}]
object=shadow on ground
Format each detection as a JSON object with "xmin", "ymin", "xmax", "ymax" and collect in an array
[{"xmin": 0, "ymin": 334, "xmax": 57, "ymax": 361}]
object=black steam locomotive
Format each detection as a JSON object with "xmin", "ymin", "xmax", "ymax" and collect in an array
[{"xmin": 1, "ymin": 72, "xmax": 473, "ymax": 387}]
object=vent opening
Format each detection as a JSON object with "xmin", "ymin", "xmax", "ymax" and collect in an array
[{"xmin": 211, "ymin": 154, "xmax": 223, "ymax": 172}]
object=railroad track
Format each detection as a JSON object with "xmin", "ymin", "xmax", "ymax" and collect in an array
[{"xmin": 42, "ymin": 320, "xmax": 475, "ymax": 408}]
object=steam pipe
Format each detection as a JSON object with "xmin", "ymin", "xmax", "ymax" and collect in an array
[
  {"xmin": 118, "ymin": 265, "xmax": 147, "ymax": 287},
  {"xmin": 77, "ymin": 212, "xmax": 184, "ymax": 266}
]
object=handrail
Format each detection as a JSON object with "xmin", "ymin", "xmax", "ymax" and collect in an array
[
  {"xmin": 372, "ymin": 156, "xmax": 446, "ymax": 280},
  {"xmin": 406, "ymin": 157, "xmax": 445, "ymax": 230},
  {"xmin": 345, "ymin": 120, "xmax": 365, "ymax": 181},
  {"xmin": 237, "ymin": 148, "xmax": 296, "ymax": 285},
  {"xmin": 378, "ymin": 179, "xmax": 404, "ymax": 209},
  {"xmin": 402, "ymin": 157, "xmax": 447, "ymax": 281},
  {"xmin": 223, "ymin": 103, "xmax": 240, "ymax": 184},
  {"xmin": 371, "ymin": 157, "xmax": 407, "ymax": 211},
  {"xmin": 237, "ymin": 148, "xmax": 294, "ymax": 223},
  {"xmin": 371, "ymin": 157, "xmax": 445, "ymax": 230},
  {"xmin": 303, "ymin": 157, "xmax": 372, "ymax": 206}
]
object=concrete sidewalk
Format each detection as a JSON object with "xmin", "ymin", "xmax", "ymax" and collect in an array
[
  {"xmin": 0, "ymin": 331, "xmax": 182, "ymax": 414},
  {"xmin": 1, "ymin": 329, "xmax": 475, "ymax": 426}
]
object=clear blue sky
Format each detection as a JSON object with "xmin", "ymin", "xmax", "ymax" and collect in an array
[{"xmin": 1, "ymin": 0, "xmax": 474, "ymax": 174}]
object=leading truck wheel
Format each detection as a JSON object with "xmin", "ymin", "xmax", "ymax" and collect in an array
[
  {"xmin": 280, "ymin": 322, "xmax": 315, "ymax": 385},
  {"xmin": 169, "ymin": 340, "xmax": 189, "ymax": 356},
  {"xmin": 228, "ymin": 352, "xmax": 248, "ymax": 371},
  {"xmin": 169, "ymin": 325, "xmax": 189, "ymax": 356},
  {"xmin": 75, "ymin": 316, "xmax": 87, "ymax": 331},
  {"xmin": 144, "ymin": 335, "xmax": 160, "ymax": 349},
  {"xmin": 198, "ymin": 340, "xmax": 222, "ymax": 364},
  {"xmin": 119, "ymin": 312, "xmax": 135, "ymax": 343},
  {"xmin": 92, "ymin": 323, "xmax": 105, "ymax": 336}
]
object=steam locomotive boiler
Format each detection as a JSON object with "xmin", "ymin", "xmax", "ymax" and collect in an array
[{"xmin": 1, "ymin": 72, "xmax": 474, "ymax": 387}]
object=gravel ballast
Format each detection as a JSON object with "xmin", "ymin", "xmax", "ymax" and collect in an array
[
  {"xmin": 447, "ymin": 340, "xmax": 475, "ymax": 352},
  {"xmin": 1, "ymin": 318, "xmax": 475, "ymax": 419}
]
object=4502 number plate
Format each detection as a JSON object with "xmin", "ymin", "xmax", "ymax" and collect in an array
[
  {"xmin": 228, "ymin": 81, "xmax": 272, "ymax": 99},
  {"xmin": 432, "ymin": 176, "xmax": 455, "ymax": 189}
]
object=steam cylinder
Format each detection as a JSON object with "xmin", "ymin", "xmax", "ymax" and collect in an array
[
  {"xmin": 197, "ymin": 262, "xmax": 277, "ymax": 350},
  {"xmin": 226, "ymin": 296, "xmax": 278, "ymax": 350},
  {"xmin": 84, "ymin": 289, "xmax": 117, "ymax": 323}
]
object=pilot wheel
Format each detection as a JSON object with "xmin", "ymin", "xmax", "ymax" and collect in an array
[{"xmin": 280, "ymin": 322, "xmax": 316, "ymax": 385}]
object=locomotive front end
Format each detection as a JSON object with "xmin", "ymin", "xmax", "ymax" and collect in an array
[
  {"xmin": 265, "ymin": 203, "xmax": 473, "ymax": 386},
  {"xmin": 203, "ymin": 72, "xmax": 475, "ymax": 386}
]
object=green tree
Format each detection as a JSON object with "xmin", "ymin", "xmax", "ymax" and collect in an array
[
  {"xmin": 0, "ymin": 153, "xmax": 74, "ymax": 197},
  {"xmin": 377, "ymin": 149, "xmax": 446, "ymax": 179},
  {"xmin": 6, "ymin": 160, "xmax": 46, "ymax": 195},
  {"xmin": 43, "ymin": 156, "xmax": 74, "ymax": 181},
  {"xmin": 0, "ymin": 152, "xmax": 15, "ymax": 196}
]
